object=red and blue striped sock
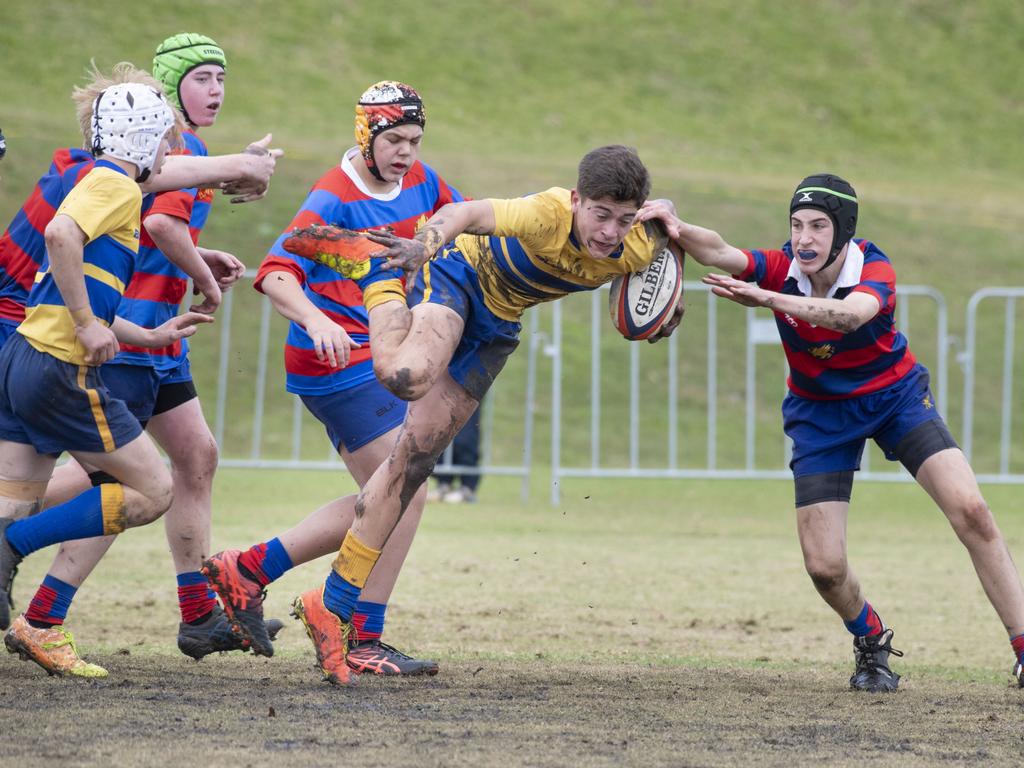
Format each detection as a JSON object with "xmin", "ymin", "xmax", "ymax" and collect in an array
[
  {"xmin": 4, "ymin": 487, "xmax": 108, "ymax": 558},
  {"xmin": 177, "ymin": 571, "xmax": 217, "ymax": 624},
  {"xmin": 323, "ymin": 570, "xmax": 361, "ymax": 622},
  {"xmin": 843, "ymin": 601, "xmax": 884, "ymax": 637},
  {"xmin": 237, "ymin": 538, "xmax": 294, "ymax": 587},
  {"xmin": 352, "ymin": 600, "xmax": 387, "ymax": 642},
  {"xmin": 1010, "ymin": 633, "xmax": 1024, "ymax": 667},
  {"xmin": 25, "ymin": 574, "xmax": 78, "ymax": 628}
]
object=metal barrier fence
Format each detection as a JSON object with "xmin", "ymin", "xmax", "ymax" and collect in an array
[
  {"xmin": 200, "ymin": 275, "xmax": 1020, "ymax": 504},
  {"xmin": 201, "ymin": 271, "xmax": 538, "ymax": 501},
  {"xmin": 548, "ymin": 282, "xmax": 948, "ymax": 503}
]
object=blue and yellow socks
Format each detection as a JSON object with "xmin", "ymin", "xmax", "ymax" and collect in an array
[{"xmin": 4, "ymin": 485, "xmax": 125, "ymax": 558}]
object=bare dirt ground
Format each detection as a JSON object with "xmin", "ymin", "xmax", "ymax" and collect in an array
[{"xmin": 3, "ymin": 653, "xmax": 1023, "ymax": 768}]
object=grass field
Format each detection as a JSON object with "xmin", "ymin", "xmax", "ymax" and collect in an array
[
  {"xmin": 3, "ymin": 471, "xmax": 1024, "ymax": 766},
  {"xmin": 3, "ymin": 3, "xmax": 1024, "ymax": 765}
]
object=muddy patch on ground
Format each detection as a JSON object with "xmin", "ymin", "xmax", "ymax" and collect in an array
[{"xmin": 3, "ymin": 655, "xmax": 1024, "ymax": 767}]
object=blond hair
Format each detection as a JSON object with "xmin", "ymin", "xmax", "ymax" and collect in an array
[{"xmin": 72, "ymin": 61, "xmax": 185, "ymax": 149}]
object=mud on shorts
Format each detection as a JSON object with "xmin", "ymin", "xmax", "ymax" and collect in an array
[
  {"xmin": 301, "ymin": 377, "xmax": 408, "ymax": 454},
  {"xmin": 0, "ymin": 333, "xmax": 142, "ymax": 455},
  {"xmin": 406, "ymin": 245, "xmax": 521, "ymax": 403},
  {"xmin": 784, "ymin": 364, "xmax": 958, "ymax": 506}
]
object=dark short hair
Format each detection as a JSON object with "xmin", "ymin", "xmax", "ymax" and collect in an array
[{"xmin": 576, "ymin": 145, "xmax": 651, "ymax": 207}]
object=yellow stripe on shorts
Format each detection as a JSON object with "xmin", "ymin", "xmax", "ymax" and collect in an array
[
  {"xmin": 77, "ymin": 365, "xmax": 115, "ymax": 452},
  {"xmin": 422, "ymin": 261, "xmax": 433, "ymax": 303}
]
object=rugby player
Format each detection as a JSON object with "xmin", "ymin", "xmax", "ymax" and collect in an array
[
  {"xmin": 639, "ymin": 174, "xmax": 1024, "ymax": 691},
  {"xmin": 204, "ymin": 81, "xmax": 461, "ymax": 676},
  {"xmin": 0, "ymin": 67, "xmax": 213, "ymax": 677},
  {"xmin": 283, "ymin": 144, "xmax": 684, "ymax": 684}
]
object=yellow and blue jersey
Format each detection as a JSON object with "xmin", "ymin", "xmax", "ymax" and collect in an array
[
  {"xmin": 452, "ymin": 187, "xmax": 658, "ymax": 322},
  {"xmin": 18, "ymin": 161, "xmax": 140, "ymax": 365}
]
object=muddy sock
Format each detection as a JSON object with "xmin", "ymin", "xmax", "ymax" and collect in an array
[
  {"xmin": 352, "ymin": 600, "xmax": 386, "ymax": 642},
  {"xmin": 1010, "ymin": 633, "xmax": 1024, "ymax": 666},
  {"xmin": 25, "ymin": 574, "xmax": 77, "ymax": 628},
  {"xmin": 177, "ymin": 571, "xmax": 217, "ymax": 624},
  {"xmin": 238, "ymin": 538, "xmax": 293, "ymax": 587},
  {"xmin": 844, "ymin": 601, "xmax": 883, "ymax": 637}
]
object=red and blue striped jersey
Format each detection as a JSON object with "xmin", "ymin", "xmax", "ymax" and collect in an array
[
  {"xmin": 738, "ymin": 239, "xmax": 917, "ymax": 400},
  {"xmin": 115, "ymin": 130, "xmax": 211, "ymax": 371},
  {"xmin": 0, "ymin": 148, "xmax": 94, "ymax": 325},
  {"xmin": 254, "ymin": 150, "xmax": 463, "ymax": 395}
]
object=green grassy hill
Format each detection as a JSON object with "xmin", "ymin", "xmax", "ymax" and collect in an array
[{"xmin": 2, "ymin": 0, "xmax": 1022, "ymax": 473}]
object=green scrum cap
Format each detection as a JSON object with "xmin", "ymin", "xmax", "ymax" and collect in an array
[{"xmin": 152, "ymin": 33, "xmax": 227, "ymax": 123}]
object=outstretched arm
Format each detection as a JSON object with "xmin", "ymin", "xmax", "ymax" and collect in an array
[
  {"xmin": 365, "ymin": 200, "xmax": 497, "ymax": 276},
  {"xmin": 703, "ymin": 273, "xmax": 881, "ymax": 333},
  {"xmin": 637, "ymin": 201, "xmax": 748, "ymax": 274},
  {"xmin": 141, "ymin": 134, "xmax": 282, "ymax": 201},
  {"xmin": 111, "ymin": 312, "xmax": 213, "ymax": 348}
]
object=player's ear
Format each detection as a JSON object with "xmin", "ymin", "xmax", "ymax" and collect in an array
[{"xmin": 570, "ymin": 189, "xmax": 581, "ymax": 214}]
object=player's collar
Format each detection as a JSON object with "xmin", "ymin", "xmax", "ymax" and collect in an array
[
  {"xmin": 787, "ymin": 239, "xmax": 862, "ymax": 298},
  {"xmin": 340, "ymin": 147, "xmax": 403, "ymax": 201}
]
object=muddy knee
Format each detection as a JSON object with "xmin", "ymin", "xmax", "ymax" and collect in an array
[
  {"xmin": 805, "ymin": 559, "xmax": 847, "ymax": 593},
  {"xmin": 374, "ymin": 359, "xmax": 432, "ymax": 401}
]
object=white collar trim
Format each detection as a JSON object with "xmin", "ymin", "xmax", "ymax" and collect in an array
[
  {"xmin": 787, "ymin": 240, "xmax": 862, "ymax": 298},
  {"xmin": 340, "ymin": 147, "xmax": 403, "ymax": 201}
]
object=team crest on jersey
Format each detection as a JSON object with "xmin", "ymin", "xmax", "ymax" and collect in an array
[
  {"xmin": 808, "ymin": 343, "xmax": 834, "ymax": 360},
  {"xmin": 923, "ymin": 394, "xmax": 934, "ymax": 409},
  {"xmin": 196, "ymin": 188, "xmax": 214, "ymax": 204}
]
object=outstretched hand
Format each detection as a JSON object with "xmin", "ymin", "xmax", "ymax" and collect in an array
[
  {"xmin": 150, "ymin": 312, "xmax": 215, "ymax": 347},
  {"xmin": 702, "ymin": 273, "xmax": 771, "ymax": 308},
  {"xmin": 364, "ymin": 230, "xmax": 431, "ymax": 277},
  {"xmin": 221, "ymin": 134, "xmax": 284, "ymax": 203}
]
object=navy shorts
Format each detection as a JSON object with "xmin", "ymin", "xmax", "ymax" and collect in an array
[
  {"xmin": 783, "ymin": 364, "xmax": 944, "ymax": 477},
  {"xmin": 102, "ymin": 358, "xmax": 197, "ymax": 426},
  {"xmin": 0, "ymin": 333, "xmax": 142, "ymax": 455},
  {"xmin": 407, "ymin": 246, "xmax": 521, "ymax": 402},
  {"xmin": 301, "ymin": 377, "xmax": 407, "ymax": 453},
  {"xmin": 0, "ymin": 321, "xmax": 17, "ymax": 349}
]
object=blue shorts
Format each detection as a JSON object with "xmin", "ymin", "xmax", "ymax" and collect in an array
[
  {"xmin": 157, "ymin": 356, "xmax": 193, "ymax": 386},
  {"xmin": 407, "ymin": 246, "xmax": 521, "ymax": 401},
  {"xmin": 0, "ymin": 333, "xmax": 142, "ymax": 455},
  {"xmin": 301, "ymin": 378, "xmax": 407, "ymax": 453},
  {"xmin": 0, "ymin": 321, "xmax": 17, "ymax": 349},
  {"xmin": 102, "ymin": 358, "xmax": 197, "ymax": 425},
  {"xmin": 783, "ymin": 364, "xmax": 943, "ymax": 477}
]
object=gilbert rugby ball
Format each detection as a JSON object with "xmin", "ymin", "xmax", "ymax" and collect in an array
[{"xmin": 609, "ymin": 245, "xmax": 683, "ymax": 340}]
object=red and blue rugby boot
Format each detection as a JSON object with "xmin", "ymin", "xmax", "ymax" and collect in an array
[{"xmin": 201, "ymin": 550, "xmax": 274, "ymax": 657}]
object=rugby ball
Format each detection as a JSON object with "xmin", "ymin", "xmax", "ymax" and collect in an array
[{"xmin": 609, "ymin": 244, "xmax": 683, "ymax": 340}]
